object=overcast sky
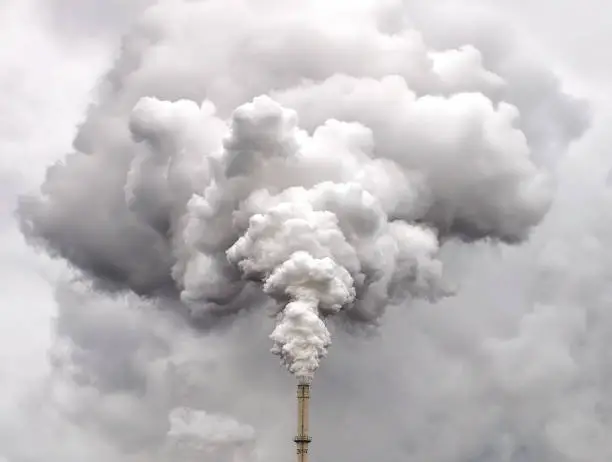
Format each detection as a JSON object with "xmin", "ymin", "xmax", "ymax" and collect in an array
[{"xmin": 2, "ymin": 1, "xmax": 612, "ymax": 462}]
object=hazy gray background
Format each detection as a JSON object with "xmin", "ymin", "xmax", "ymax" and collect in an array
[{"xmin": 2, "ymin": 1, "xmax": 612, "ymax": 462}]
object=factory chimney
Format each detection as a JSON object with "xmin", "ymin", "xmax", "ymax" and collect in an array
[{"xmin": 294, "ymin": 382, "xmax": 312, "ymax": 462}]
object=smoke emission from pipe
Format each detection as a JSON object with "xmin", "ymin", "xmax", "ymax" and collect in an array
[{"xmin": 11, "ymin": 1, "xmax": 595, "ymax": 460}]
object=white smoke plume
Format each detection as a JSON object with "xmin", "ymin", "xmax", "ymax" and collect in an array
[
  {"xmin": 18, "ymin": 0, "xmax": 568, "ymax": 383},
  {"xmin": 7, "ymin": 0, "xmax": 599, "ymax": 461},
  {"xmin": 127, "ymin": 91, "xmax": 451, "ymax": 381}
]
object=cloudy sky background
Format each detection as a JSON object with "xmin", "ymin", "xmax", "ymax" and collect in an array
[{"xmin": 2, "ymin": 1, "xmax": 612, "ymax": 462}]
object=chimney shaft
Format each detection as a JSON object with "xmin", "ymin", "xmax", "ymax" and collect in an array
[{"xmin": 294, "ymin": 383, "xmax": 312, "ymax": 462}]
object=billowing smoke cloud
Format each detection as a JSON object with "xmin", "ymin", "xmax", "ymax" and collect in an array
[
  {"xmin": 11, "ymin": 0, "xmax": 597, "ymax": 460},
  {"xmin": 18, "ymin": 0, "xmax": 566, "ymax": 384}
]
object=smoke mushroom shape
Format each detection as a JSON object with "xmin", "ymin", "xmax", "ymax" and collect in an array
[
  {"xmin": 18, "ymin": 0, "xmax": 570, "ymax": 387},
  {"xmin": 120, "ymin": 81, "xmax": 547, "ymax": 383},
  {"xmin": 129, "ymin": 94, "xmax": 449, "ymax": 382}
]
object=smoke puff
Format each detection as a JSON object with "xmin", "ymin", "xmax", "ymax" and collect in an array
[
  {"xmin": 165, "ymin": 407, "xmax": 255, "ymax": 462},
  {"xmin": 274, "ymin": 75, "xmax": 552, "ymax": 241}
]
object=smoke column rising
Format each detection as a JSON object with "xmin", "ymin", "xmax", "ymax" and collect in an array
[
  {"xmin": 18, "ymin": 0, "xmax": 562, "ymax": 383},
  {"xmin": 11, "ymin": 0, "xmax": 595, "ymax": 460}
]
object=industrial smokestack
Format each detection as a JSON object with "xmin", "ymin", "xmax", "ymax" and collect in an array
[{"xmin": 294, "ymin": 382, "xmax": 312, "ymax": 462}]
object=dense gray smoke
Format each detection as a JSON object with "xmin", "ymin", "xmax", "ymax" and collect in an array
[
  {"xmin": 19, "ymin": 0, "xmax": 565, "ymax": 383},
  {"xmin": 10, "ymin": 0, "xmax": 598, "ymax": 461}
]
